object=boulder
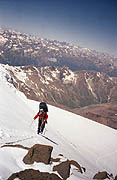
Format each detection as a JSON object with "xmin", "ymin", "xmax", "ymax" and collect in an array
[
  {"xmin": 8, "ymin": 168, "xmax": 62, "ymax": 180},
  {"xmin": 93, "ymin": 171, "xmax": 111, "ymax": 179},
  {"xmin": 69, "ymin": 160, "xmax": 86, "ymax": 173},
  {"xmin": 23, "ymin": 144, "xmax": 53, "ymax": 165},
  {"xmin": 53, "ymin": 160, "xmax": 71, "ymax": 179}
]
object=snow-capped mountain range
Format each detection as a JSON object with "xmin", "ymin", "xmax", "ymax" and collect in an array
[
  {"xmin": 0, "ymin": 27, "xmax": 117, "ymax": 130},
  {"xmin": 0, "ymin": 61, "xmax": 117, "ymax": 180},
  {"xmin": 1, "ymin": 64, "xmax": 117, "ymax": 129},
  {"xmin": 0, "ymin": 27, "xmax": 117, "ymax": 76}
]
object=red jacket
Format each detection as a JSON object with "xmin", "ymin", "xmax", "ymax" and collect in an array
[{"xmin": 34, "ymin": 112, "xmax": 48, "ymax": 121}]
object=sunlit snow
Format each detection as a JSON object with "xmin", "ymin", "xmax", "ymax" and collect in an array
[{"xmin": 0, "ymin": 64, "xmax": 117, "ymax": 180}]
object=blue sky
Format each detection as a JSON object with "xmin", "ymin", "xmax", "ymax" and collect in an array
[{"xmin": 0, "ymin": 0, "xmax": 117, "ymax": 56}]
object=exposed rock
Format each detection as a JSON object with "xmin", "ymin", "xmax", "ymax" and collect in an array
[
  {"xmin": 23, "ymin": 144, "xmax": 53, "ymax": 165},
  {"xmin": 69, "ymin": 160, "xmax": 86, "ymax": 173},
  {"xmin": 0, "ymin": 28, "xmax": 117, "ymax": 130},
  {"xmin": 1, "ymin": 144, "xmax": 29, "ymax": 150},
  {"xmin": 2, "ymin": 64, "xmax": 117, "ymax": 129},
  {"xmin": 93, "ymin": 171, "xmax": 111, "ymax": 179},
  {"xmin": 4, "ymin": 64, "xmax": 117, "ymax": 109},
  {"xmin": 8, "ymin": 168, "xmax": 62, "ymax": 180},
  {"xmin": 1, "ymin": 63, "xmax": 117, "ymax": 131},
  {"xmin": 0, "ymin": 28, "xmax": 117, "ymax": 76},
  {"xmin": 75, "ymin": 101, "xmax": 117, "ymax": 129},
  {"xmin": 53, "ymin": 160, "xmax": 71, "ymax": 179}
]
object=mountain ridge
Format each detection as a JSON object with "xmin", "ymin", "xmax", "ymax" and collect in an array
[
  {"xmin": 1, "ymin": 64, "xmax": 117, "ymax": 129},
  {"xmin": 2, "ymin": 64, "xmax": 117, "ymax": 106},
  {"xmin": 0, "ymin": 64, "xmax": 117, "ymax": 179},
  {"xmin": 0, "ymin": 27, "xmax": 117, "ymax": 76},
  {"xmin": 0, "ymin": 27, "xmax": 117, "ymax": 129}
]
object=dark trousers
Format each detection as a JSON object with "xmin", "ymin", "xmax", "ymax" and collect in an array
[{"xmin": 38, "ymin": 117, "xmax": 45, "ymax": 133}]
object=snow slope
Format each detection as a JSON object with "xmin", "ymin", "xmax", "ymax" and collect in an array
[{"xmin": 0, "ymin": 64, "xmax": 117, "ymax": 180}]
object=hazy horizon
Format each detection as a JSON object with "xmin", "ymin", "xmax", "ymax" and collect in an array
[{"xmin": 0, "ymin": 0, "xmax": 117, "ymax": 56}]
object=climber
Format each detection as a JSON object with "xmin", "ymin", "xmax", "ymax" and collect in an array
[{"xmin": 33, "ymin": 102, "xmax": 48, "ymax": 134}]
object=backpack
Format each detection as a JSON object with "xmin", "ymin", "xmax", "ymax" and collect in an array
[{"xmin": 39, "ymin": 102, "xmax": 48, "ymax": 113}]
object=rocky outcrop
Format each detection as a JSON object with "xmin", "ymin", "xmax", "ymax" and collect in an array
[
  {"xmin": 69, "ymin": 160, "xmax": 86, "ymax": 174},
  {"xmin": 53, "ymin": 159, "xmax": 86, "ymax": 179},
  {"xmin": 23, "ymin": 144, "xmax": 53, "ymax": 165},
  {"xmin": 8, "ymin": 169, "xmax": 62, "ymax": 180},
  {"xmin": 4, "ymin": 65, "xmax": 117, "ymax": 109},
  {"xmin": 93, "ymin": 171, "xmax": 113, "ymax": 179},
  {"xmin": 53, "ymin": 160, "xmax": 71, "ymax": 179},
  {"xmin": 4, "ymin": 144, "xmax": 115, "ymax": 180},
  {"xmin": 4, "ymin": 144, "xmax": 86, "ymax": 180}
]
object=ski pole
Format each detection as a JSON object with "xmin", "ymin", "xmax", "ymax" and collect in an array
[{"xmin": 43, "ymin": 127, "xmax": 47, "ymax": 135}]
